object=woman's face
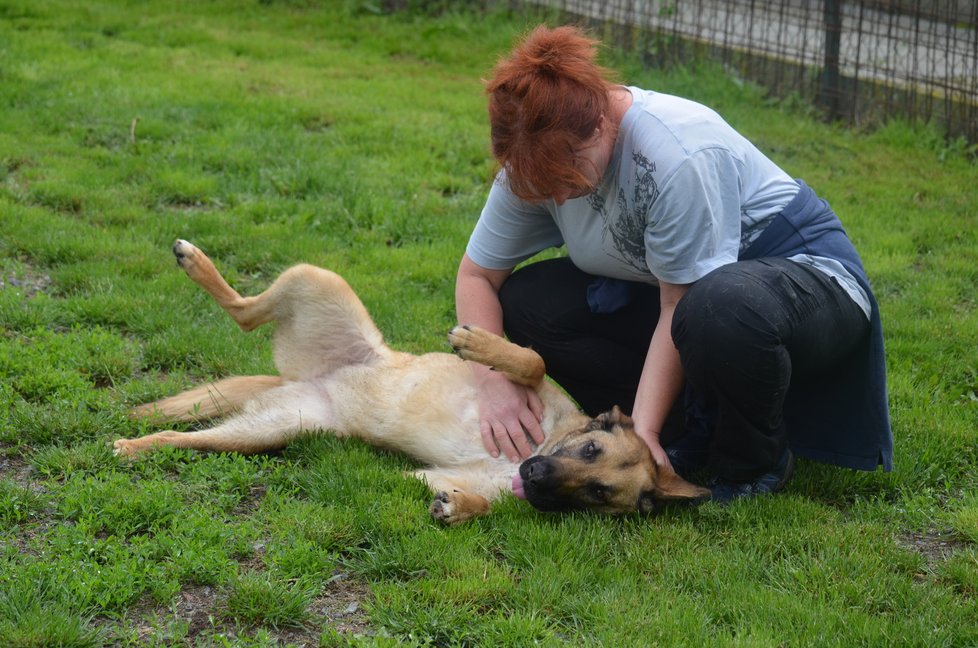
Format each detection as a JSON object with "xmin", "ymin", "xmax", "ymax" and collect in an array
[{"xmin": 553, "ymin": 117, "xmax": 615, "ymax": 205}]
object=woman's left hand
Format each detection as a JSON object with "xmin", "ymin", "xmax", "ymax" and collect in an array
[{"xmin": 637, "ymin": 429, "xmax": 674, "ymax": 471}]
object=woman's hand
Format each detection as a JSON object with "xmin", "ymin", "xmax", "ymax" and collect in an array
[
  {"xmin": 636, "ymin": 428, "xmax": 674, "ymax": 472},
  {"xmin": 474, "ymin": 366, "xmax": 545, "ymax": 461},
  {"xmin": 455, "ymin": 254, "xmax": 544, "ymax": 461}
]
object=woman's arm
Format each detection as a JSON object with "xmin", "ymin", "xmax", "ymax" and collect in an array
[
  {"xmin": 631, "ymin": 280, "xmax": 690, "ymax": 468},
  {"xmin": 456, "ymin": 253, "xmax": 545, "ymax": 461}
]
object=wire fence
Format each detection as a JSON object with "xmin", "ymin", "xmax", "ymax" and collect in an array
[{"xmin": 512, "ymin": 0, "xmax": 978, "ymax": 144}]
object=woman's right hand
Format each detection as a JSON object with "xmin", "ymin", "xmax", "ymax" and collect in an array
[
  {"xmin": 474, "ymin": 366, "xmax": 545, "ymax": 462},
  {"xmin": 455, "ymin": 254, "xmax": 543, "ymax": 461}
]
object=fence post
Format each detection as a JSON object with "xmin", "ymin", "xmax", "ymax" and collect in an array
[{"xmin": 819, "ymin": 0, "xmax": 842, "ymax": 120}]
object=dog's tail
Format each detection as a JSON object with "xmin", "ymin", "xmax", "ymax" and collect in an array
[{"xmin": 130, "ymin": 375, "xmax": 283, "ymax": 422}]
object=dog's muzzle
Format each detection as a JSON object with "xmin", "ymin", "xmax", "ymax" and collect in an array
[{"xmin": 517, "ymin": 456, "xmax": 574, "ymax": 512}]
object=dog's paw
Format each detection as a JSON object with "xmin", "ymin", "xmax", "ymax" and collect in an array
[
  {"xmin": 429, "ymin": 489, "xmax": 489, "ymax": 525},
  {"xmin": 128, "ymin": 402, "xmax": 162, "ymax": 420},
  {"xmin": 112, "ymin": 438, "xmax": 139, "ymax": 458},
  {"xmin": 172, "ymin": 239, "xmax": 218, "ymax": 284},
  {"xmin": 112, "ymin": 431, "xmax": 177, "ymax": 458},
  {"xmin": 172, "ymin": 239, "xmax": 207, "ymax": 274},
  {"xmin": 448, "ymin": 325, "xmax": 496, "ymax": 364},
  {"xmin": 429, "ymin": 490, "xmax": 457, "ymax": 524},
  {"xmin": 173, "ymin": 239, "xmax": 197, "ymax": 264}
]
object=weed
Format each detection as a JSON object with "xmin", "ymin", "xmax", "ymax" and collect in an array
[
  {"xmin": 222, "ymin": 572, "xmax": 318, "ymax": 630},
  {"xmin": 0, "ymin": 581, "xmax": 103, "ymax": 647},
  {"xmin": 0, "ymin": 479, "xmax": 47, "ymax": 526}
]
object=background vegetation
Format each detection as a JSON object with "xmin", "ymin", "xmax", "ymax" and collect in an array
[{"xmin": 1, "ymin": 0, "xmax": 975, "ymax": 645}]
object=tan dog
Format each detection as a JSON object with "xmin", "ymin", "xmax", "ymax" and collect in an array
[{"xmin": 114, "ymin": 240, "xmax": 708, "ymax": 524}]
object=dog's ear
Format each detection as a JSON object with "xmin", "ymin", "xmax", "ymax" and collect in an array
[
  {"xmin": 653, "ymin": 465, "xmax": 711, "ymax": 501},
  {"xmin": 587, "ymin": 405, "xmax": 634, "ymax": 432},
  {"xmin": 607, "ymin": 405, "xmax": 631, "ymax": 426},
  {"xmin": 637, "ymin": 490, "xmax": 659, "ymax": 515}
]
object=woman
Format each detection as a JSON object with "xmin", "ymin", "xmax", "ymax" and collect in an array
[{"xmin": 455, "ymin": 25, "xmax": 892, "ymax": 502}]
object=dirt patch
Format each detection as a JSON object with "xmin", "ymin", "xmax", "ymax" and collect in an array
[
  {"xmin": 315, "ymin": 571, "xmax": 373, "ymax": 636},
  {"xmin": 1, "ymin": 267, "xmax": 52, "ymax": 298},
  {"xmin": 0, "ymin": 446, "xmax": 56, "ymax": 555},
  {"xmin": 0, "ymin": 446, "xmax": 39, "ymax": 488},
  {"xmin": 899, "ymin": 528, "xmax": 968, "ymax": 572},
  {"xmin": 118, "ymin": 570, "xmax": 374, "ymax": 645}
]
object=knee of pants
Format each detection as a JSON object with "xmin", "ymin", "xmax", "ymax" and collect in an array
[{"xmin": 672, "ymin": 268, "xmax": 785, "ymax": 378}]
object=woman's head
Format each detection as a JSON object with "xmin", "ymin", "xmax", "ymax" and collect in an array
[{"xmin": 486, "ymin": 25, "xmax": 618, "ymax": 203}]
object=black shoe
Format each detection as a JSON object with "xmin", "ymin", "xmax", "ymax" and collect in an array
[{"xmin": 707, "ymin": 449, "xmax": 795, "ymax": 504}]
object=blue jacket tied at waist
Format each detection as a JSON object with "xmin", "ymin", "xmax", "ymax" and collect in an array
[
  {"xmin": 585, "ymin": 180, "xmax": 893, "ymax": 471},
  {"xmin": 741, "ymin": 180, "xmax": 893, "ymax": 471}
]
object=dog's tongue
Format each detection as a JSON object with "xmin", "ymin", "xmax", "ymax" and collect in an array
[{"xmin": 511, "ymin": 473, "xmax": 526, "ymax": 500}]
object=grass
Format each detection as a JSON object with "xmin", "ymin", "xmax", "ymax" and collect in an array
[{"xmin": 0, "ymin": 0, "xmax": 976, "ymax": 645}]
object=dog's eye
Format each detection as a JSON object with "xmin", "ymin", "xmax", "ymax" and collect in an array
[
  {"xmin": 582, "ymin": 440, "xmax": 599, "ymax": 460},
  {"xmin": 589, "ymin": 482, "xmax": 610, "ymax": 502}
]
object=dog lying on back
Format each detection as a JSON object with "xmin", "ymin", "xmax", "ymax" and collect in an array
[{"xmin": 114, "ymin": 240, "xmax": 708, "ymax": 524}]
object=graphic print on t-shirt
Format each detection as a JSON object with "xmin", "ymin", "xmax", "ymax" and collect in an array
[{"xmin": 590, "ymin": 151, "xmax": 659, "ymax": 274}]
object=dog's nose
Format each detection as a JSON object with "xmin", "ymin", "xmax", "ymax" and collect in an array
[{"xmin": 521, "ymin": 457, "xmax": 553, "ymax": 484}]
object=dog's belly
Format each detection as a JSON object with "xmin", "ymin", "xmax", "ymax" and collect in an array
[{"xmin": 321, "ymin": 352, "xmax": 491, "ymax": 466}]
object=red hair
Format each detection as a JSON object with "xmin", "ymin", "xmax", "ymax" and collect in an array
[{"xmin": 485, "ymin": 25, "xmax": 617, "ymax": 202}]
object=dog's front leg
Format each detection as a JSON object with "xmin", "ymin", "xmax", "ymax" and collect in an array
[
  {"xmin": 448, "ymin": 325, "xmax": 545, "ymax": 388},
  {"xmin": 429, "ymin": 490, "xmax": 491, "ymax": 526},
  {"xmin": 413, "ymin": 467, "xmax": 496, "ymax": 525}
]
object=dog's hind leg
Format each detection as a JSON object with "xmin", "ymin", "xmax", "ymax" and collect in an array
[
  {"xmin": 114, "ymin": 421, "xmax": 292, "ymax": 457},
  {"xmin": 130, "ymin": 375, "xmax": 283, "ymax": 422},
  {"xmin": 115, "ymin": 381, "xmax": 332, "ymax": 457},
  {"xmin": 172, "ymin": 239, "xmax": 388, "ymax": 380},
  {"xmin": 172, "ymin": 240, "xmax": 277, "ymax": 332},
  {"xmin": 448, "ymin": 325, "xmax": 546, "ymax": 389}
]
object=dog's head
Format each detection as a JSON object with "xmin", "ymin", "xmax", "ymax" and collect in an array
[{"xmin": 514, "ymin": 406, "xmax": 710, "ymax": 514}]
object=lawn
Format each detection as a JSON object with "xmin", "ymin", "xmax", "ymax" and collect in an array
[{"xmin": 1, "ymin": 1, "xmax": 976, "ymax": 645}]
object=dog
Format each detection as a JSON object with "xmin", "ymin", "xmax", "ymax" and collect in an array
[{"xmin": 114, "ymin": 240, "xmax": 709, "ymax": 524}]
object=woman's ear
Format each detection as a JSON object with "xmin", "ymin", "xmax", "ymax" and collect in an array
[{"xmin": 593, "ymin": 114, "xmax": 606, "ymax": 138}]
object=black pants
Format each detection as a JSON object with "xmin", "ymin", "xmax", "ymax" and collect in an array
[{"xmin": 499, "ymin": 257, "xmax": 869, "ymax": 480}]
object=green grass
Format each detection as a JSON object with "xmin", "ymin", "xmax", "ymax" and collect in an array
[{"xmin": 1, "ymin": 0, "xmax": 976, "ymax": 645}]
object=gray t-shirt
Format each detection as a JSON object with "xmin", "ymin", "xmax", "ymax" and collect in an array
[{"xmin": 466, "ymin": 87, "xmax": 870, "ymax": 317}]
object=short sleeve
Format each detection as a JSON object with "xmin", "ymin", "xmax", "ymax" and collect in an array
[
  {"xmin": 643, "ymin": 149, "xmax": 743, "ymax": 284},
  {"xmin": 465, "ymin": 173, "xmax": 564, "ymax": 270}
]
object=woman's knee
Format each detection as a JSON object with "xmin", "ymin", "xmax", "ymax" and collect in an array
[
  {"xmin": 672, "ymin": 264, "xmax": 786, "ymax": 372},
  {"xmin": 673, "ymin": 264, "xmax": 774, "ymax": 341}
]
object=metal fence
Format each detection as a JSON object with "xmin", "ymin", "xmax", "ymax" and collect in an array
[{"xmin": 520, "ymin": 0, "xmax": 978, "ymax": 144}]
